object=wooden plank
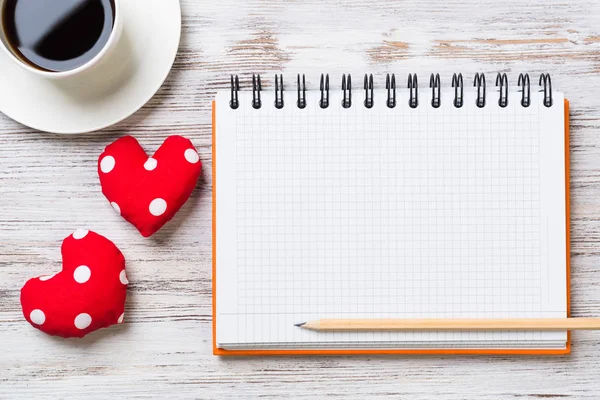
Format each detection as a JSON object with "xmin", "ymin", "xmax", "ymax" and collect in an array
[{"xmin": 1, "ymin": 0, "xmax": 600, "ymax": 397}]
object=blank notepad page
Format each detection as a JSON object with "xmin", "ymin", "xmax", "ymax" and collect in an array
[{"xmin": 215, "ymin": 88, "xmax": 567, "ymax": 350}]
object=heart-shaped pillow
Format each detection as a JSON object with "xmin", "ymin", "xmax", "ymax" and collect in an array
[
  {"xmin": 98, "ymin": 135, "xmax": 202, "ymax": 237},
  {"xmin": 21, "ymin": 230, "xmax": 128, "ymax": 338}
]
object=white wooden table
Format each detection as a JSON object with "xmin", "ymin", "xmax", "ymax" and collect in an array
[{"xmin": 2, "ymin": 0, "xmax": 600, "ymax": 398}]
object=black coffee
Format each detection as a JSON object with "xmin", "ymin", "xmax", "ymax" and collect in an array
[{"xmin": 2, "ymin": 0, "xmax": 115, "ymax": 72}]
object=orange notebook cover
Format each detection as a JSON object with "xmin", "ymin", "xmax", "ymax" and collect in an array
[{"xmin": 212, "ymin": 93, "xmax": 570, "ymax": 356}]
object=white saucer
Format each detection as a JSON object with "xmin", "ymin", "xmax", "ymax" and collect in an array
[{"xmin": 0, "ymin": 0, "xmax": 181, "ymax": 134}]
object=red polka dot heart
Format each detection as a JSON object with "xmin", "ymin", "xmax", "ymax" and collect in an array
[
  {"xmin": 20, "ymin": 135, "xmax": 201, "ymax": 338},
  {"xmin": 20, "ymin": 230, "xmax": 127, "ymax": 338},
  {"xmin": 98, "ymin": 135, "xmax": 202, "ymax": 237}
]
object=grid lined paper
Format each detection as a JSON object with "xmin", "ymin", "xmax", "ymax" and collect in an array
[{"xmin": 215, "ymin": 88, "xmax": 567, "ymax": 349}]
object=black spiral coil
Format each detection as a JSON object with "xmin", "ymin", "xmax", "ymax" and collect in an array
[
  {"xmin": 451, "ymin": 73, "xmax": 463, "ymax": 108},
  {"xmin": 230, "ymin": 74, "xmax": 240, "ymax": 109},
  {"xmin": 297, "ymin": 74, "xmax": 306, "ymax": 109},
  {"xmin": 274, "ymin": 74, "xmax": 284, "ymax": 109},
  {"xmin": 320, "ymin": 73, "xmax": 329, "ymax": 109},
  {"xmin": 496, "ymin": 73, "xmax": 508, "ymax": 108},
  {"xmin": 430, "ymin": 73, "xmax": 441, "ymax": 108},
  {"xmin": 386, "ymin": 73, "xmax": 396, "ymax": 108},
  {"xmin": 341, "ymin": 74, "xmax": 352, "ymax": 108},
  {"xmin": 229, "ymin": 73, "xmax": 555, "ymax": 110},
  {"xmin": 474, "ymin": 73, "xmax": 486, "ymax": 108},
  {"xmin": 251, "ymin": 74, "xmax": 262, "ymax": 109},
  {"xmin": 518, "ymin": 73, "xmax": 531, "ymax": 108},
  {"xmin": 408, "ymin": 74, "xmax": 418, "ymax": 108},
  {"xmin": 364, "ymin": 74, "xmax": 374, "ymax": 109},
  {"xmin": 539, "ymin": 73, "xmax": 553, "ymax": 107}
]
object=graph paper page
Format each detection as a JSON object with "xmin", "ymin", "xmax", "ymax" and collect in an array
[{"xmin": 215, "ymin": 88, "xmax": 567, "ymax": 349}]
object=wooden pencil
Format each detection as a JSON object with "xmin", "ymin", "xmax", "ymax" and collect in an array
[{"xmin": 294, "ymin": 318, "xmax": 600, "ymax": 331}]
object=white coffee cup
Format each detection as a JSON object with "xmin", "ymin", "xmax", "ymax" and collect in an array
[{"xmin": 0, "ymin": 0, "xmax": 123, "ymax": 80}]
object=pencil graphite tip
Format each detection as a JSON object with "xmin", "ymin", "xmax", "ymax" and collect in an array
[{"xmin": 294, "ymin": 322, "xmax": 306, "ymax": 327}]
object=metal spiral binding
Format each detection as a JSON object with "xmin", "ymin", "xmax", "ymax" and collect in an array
[
  {"xmin": 539, "ymin": 73, "xmax": 553, "ymax": 107},
  {"xmin": 320, "ymin": 74, "xmax": 329, "ymax": 109},
  {"xmin": 496, "ymin": 73, "xmax": 508, "ymax": 108},
  {"xmin": 274, "ymin": 74, "xmax": 284, "ymax": 109},
  {"xmin": 452, "ymin": 73, "xmax": 463, "ymax": 108},
  {"xmin": 252, "ymin": 74, "xmax": 262, "ymax": 109},
  {"xmin": 230, "ymin": 74, "xmax": 240, "ymax": 109},
  {"xmin": 386, "ymin": 73, "xmax": 396, "ymax": 108},
  {"xmin": 297, "ymin": 74, "xmax": 306, "ymax": 109},
  {"xmin": 228, "ymin": 73, "xmax": 554, "ymax": 110},
  {"xmin": 518, "ymin": 73, "xmax": 530, "ymax": 107},
  {"xmin": 408, "ymin": 74, "xmax": 418, "ymax": 108},
  {"xmin": 430, "ymin": 73, "xmax": 441, "ymax": 108},
  {"xmin": 364, "ymin": 74, "xmax": 374, "ymax": 109},
  {"xmin": 342, "ymin": 74, "xmax": 352, "ymax": 108},
  {"xmin": 474, "ymin": 73, "xmax": 486, "ymax": 108}
]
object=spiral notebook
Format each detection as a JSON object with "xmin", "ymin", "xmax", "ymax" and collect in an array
[{"xmin": 212, "ymin": 73, "xmax": 570, "ymax": 355}]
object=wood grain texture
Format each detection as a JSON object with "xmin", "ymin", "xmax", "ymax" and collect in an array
[{"xmin": 1, "ymin": 0, "xmax": 600, "ymax": 398}]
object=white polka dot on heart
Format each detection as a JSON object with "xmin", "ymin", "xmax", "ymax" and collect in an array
[
  {"xmin": 30, "ymin": 309, "xmax": 45, "ymax": 325},
  {"xmin": 39, "ymin": 273, "xmax": 57, "ymax": 281},
  {"xmin": 184, "ymin": 149, "xmax": 200, "ymax": 164},
  {"xmin": 118, "ymin": 313, "xmax": 124, "ymax": 324},
  {"xmin": 144, "ymin": 157, "xmax": 158, "ymax": 171},
  {"xmin": 72, "ymin": 229, "xmax": 89, "ymax": 240},
  {"xmin": 111, "ymin": 202, "xmax": 121, "ymax": 215},
  {"xmin": 73, "ymin": 265, "xmax": 91, "ymax": 284},
  {"xmin": 100, "ymin": 156, "xmax": 115, "ymax": 173},
  {"xmin": 74, "ymin": 313, "xmax": 92, "ymax": 330},
  {"xmin": 149, "ymin": 198, "xmax": 167, "ymax": 216},
  {"xmin": 119, "ymin": 270, "xmax": 129, "ymax": 285}
]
